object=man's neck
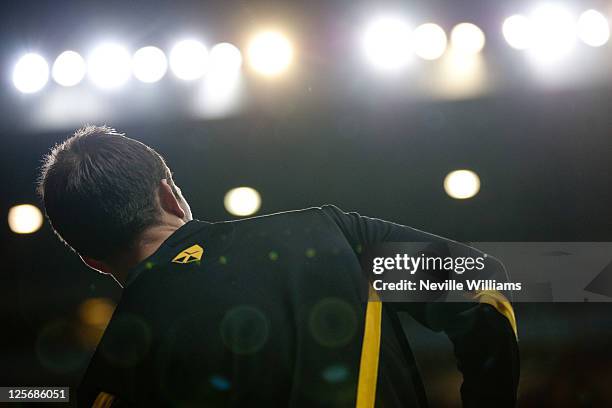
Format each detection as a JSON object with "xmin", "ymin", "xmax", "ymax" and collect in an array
[{"xmin": 111, "ymin": 219, "xmax": 186, "ymax": 286}]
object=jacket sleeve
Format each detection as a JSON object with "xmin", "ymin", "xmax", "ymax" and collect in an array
[{"xmin": 320, "ymin": 204, "xmax": 519, "ymax": 407}]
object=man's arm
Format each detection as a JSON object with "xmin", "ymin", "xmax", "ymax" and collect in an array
[{"xmin": 321, "ymin": 204, "xmax": 519, "ymax": 407}]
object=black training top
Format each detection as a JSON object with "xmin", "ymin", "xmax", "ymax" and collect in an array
[{"xmin": 77, "ymin": 205, "xmax": 519, "ymax": 408}]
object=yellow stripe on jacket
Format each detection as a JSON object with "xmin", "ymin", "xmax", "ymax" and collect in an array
[
  {"xmin": 92, "ymin": 392, "xmax": 116, "ymax": 408},
  {"xmin": 473, "ymin": 290, "xmax": 518, "ymax": 339},
  {"xmin": 356, "ymin": 288, "xmax": 383, "ymax": 408}
]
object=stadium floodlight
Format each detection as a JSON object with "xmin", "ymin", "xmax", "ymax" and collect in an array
[
  {"xmin": 362, "ymin": 16, "xmax": 413, "ymax": 71},
  {"xmin": 52, "ymin": 51, "xmax": 86, "ymax": 87},
  {"xmin": 209, "ymin": 42, "xmax": 243, "ymax": 74},
  {"xmin": 224, "ymin": 187, "xmax": 261, "ymax": 216},
  {"xmin": 88, "ymin": 43, "xmax": 132, "ymax": 89},
  {"xmin": 450, "ymin": 23, "xmax": 486, "ymax": 55},
  {"xmin": 8, "ymin": 204, "xmax": 44, "ymax": 234},
  {"xmin": 412, "ymin": 23, "xmax": 447, "ymax": 60},
  {"xmin": 502, "ymin": 14, "xmax": 533, "ymax": 50},
  {"xmin": 529, "ymin": 4, "xmax": 577, "ymax": 63},
  {"xmin": 132, "ymin": 46, "xmax": 168, "ymax": 83},
  {"xmin": 13, "ymin": 53, "xmax": 49, "ymax": 93},
  {"xmin": 444, "ymin": 170, "xmax": 481, "ymax": 199},
  {"xmin": 169, "ymin": 39, "xmax": 209, "ymax": 80},
  {"xmin": 247, "ymin": 31, "xmax": 293, "ymax": 76},
  {"xmin": 577, "ymin": 9, "xmax": 610, "ymax": 47}
]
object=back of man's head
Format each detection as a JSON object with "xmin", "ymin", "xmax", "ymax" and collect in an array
[{"xmin": 38, "ymin": 125, "xmax": 175, "ymax": 260}]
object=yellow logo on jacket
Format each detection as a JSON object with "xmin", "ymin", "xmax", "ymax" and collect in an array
[{"xmin": 172, "ymin": 244, "xmax": 203, "ymax": 264}]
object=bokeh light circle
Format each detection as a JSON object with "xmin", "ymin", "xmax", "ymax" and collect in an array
[
  {"xmin": 413, "ymin": 23, "xmax": 447, "ymax": 60},
  {"xmin": 13, "ymin": 53, "xmax": 49, "ymax": 93},
  {"xmin": 8, "ymin": 204, "xmax": 44, "ymax": 234},
  {"xmin": 248, "ymin": 31, "xmax": 293, "ymax": 76},
  {"xmin": 362, "ymin": 17, "xmax": 413, "ymax": 71},
  {"xmin": 450, "ymin": 22, "xmax": 486, "ymax": 54},
  {"xmin": 444, "ymin": 169, "xmax": 481, "ymax": 199},
  {"xmin": 52, "ymin": 51, "xmax": 86, "ymax": 87},
  {"xmin": 169, "ymin": 39, "xmax": 209, "ymax": 80},
  {"xmin": 88, "ymin": 43, "xmax": 132, "ymax": 89},
  {"xmin": 224, "ymin": 187, "xmax": 261, "ymax": 216},
  {"xmin": 577, "ymin": 9, "xmax": 610, "ymax": 47},
  {"xmin": 132, "ymin": 46, "xmax": 168, "ymax": 83}
]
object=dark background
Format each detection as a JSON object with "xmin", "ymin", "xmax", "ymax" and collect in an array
[{"xmin": 1, "ymin": 0, "xmax": 612, "ymax": 406}]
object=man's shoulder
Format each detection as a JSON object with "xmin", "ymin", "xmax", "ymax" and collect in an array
[
  {"xmin": 214, "ymin": 204, "xmax": 345, "ymax": 228},
  {"xmin": 230, "ymin": 204, "xmax": 341, "ymax": 221},
  {"xmin": 125, "ymin": 205, "xmax": 351, "ymax": 284}
]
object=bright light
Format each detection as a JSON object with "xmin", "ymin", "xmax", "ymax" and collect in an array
[
  {"xmin": 529, "ymin": 5, "xmax": 577, "ymax": 62},
  {"xmin": 503, "ymin": 14, "xmax": 533, "ymax": 50},
  {"xmin": 413, "ymin": 23, "xmax": 447, "ymax": 60},
  {"xmin": 224, "ymin": 187, "xmax": 261, "ymax": 216},
  {"xmin": 200, "ymin": 43, "xmax": 243, "ymax": 118},
  {"xmin": 169, "ymin": 39, "xmax": 209, "ymax": 80},
  {"xmin": 434, "ymin": 50, "xmax": 487, "ymax": 100},
  {"xmin": 209, "ymin": 42, "xmax": 242, "ymax": 74},
  {"xmin": 198, "ymin": 72, "xmax": 243, "ymax": 119},
  {"xmin": 13, "ymin": 53, "xmax": 49, "ymax": 93},
  {"xmin": 8, "ymin": 204, "xmax": 44, "ymax": 234},
  {"xmin": 450, "ymin": 23, "xmax": 486, "ymax": 54},
  {"xmin": 52, "ymin": 51, "xmax": 86, "ymax": 87},
  {"xmin": 577, "ymin": 9, "xmax": 610, "ymax": 47},
  {"xmin": 444, "ymin": 170, "xmax": 481, "ymax": 199},
  {"xmin": 248, "ymin": 31, "xmax": 293, "ymax": 76},
  {"xmin": 362, "ymin": 17, "xmax": 413, "ymax": 71},
  {"xmin": 132, "ymin": 46, "xmax": 168, "ymax": 83},
  {"xmin": 88, "ymin": 44, "xmax": 131, "ymax": 89}
]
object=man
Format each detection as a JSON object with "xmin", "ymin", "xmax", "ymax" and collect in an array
[{"xmin": 38, "ymin": 125, "xmax": 519, "ymax": 407}]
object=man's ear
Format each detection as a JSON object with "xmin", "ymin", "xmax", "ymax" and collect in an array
[
  {"xmin": 158, "ymin": 179, "xmax": 186, "ymax": 220},
  {"xmin": 80, "ymin": 255, "xmax": 110, "ymax": 274}
]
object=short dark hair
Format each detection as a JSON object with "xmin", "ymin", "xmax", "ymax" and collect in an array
[{"xmin": 37, "ymin": 125, "xmax": 175, "ymax": 260}]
